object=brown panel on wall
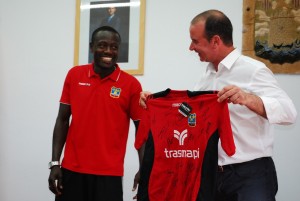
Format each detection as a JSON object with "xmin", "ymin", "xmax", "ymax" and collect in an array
[{"xmin": 242, "ymin": 0, "xmax": 300, "ymax": 74}]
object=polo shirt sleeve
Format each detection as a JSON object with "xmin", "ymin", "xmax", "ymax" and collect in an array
[
  {"xmin": 129, "ymin": 80, "xmax": 143, "ymax": 121},
  {"xmin": 218, "ymin": 101, "xmax": 235, "ymax": 156},
  {"xmin": 59, "ymin": 69, "xmax": 72, "ymax": 105}
]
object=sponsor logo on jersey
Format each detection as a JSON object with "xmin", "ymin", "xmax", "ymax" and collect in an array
[
  {"xmin": 164, "ymin": 148, "xmax": 200, "ymax": 159},
  {"xmin": 110, "ymin": 86, "xmax": 121, "ymax": 98},
  {"xmin": 188, "ymin": 113, "xmax": 196, "ymax": 127},
  {"xmin": 174, "ymin": 129, "xmax": 188, "ymax": 145},
  {"xmin": 164, "ymin": 129, "xmax": 200, "ymax": 159}
]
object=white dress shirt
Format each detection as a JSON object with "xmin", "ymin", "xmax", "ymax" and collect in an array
[{"xmin": 193, "ymin": 48, "xmax": 297, "ymax": 166}]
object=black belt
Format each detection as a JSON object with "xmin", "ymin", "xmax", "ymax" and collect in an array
[{"xmin": 217, "ymin": 157, "xmax": 271, "ymax": 172}]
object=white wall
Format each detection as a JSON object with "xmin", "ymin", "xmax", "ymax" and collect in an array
[{"xmin": 0, "ymin": 0, "xmax": 299, "ymax": 201}]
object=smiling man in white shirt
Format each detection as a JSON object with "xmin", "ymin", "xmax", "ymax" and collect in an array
[
  {"xmin": 139, "ymin": 9, "xmax": 297, "ymax": 201},
  {"xmin": 188, "ymin": 9, "xmax": 297, "ymax": 201}
]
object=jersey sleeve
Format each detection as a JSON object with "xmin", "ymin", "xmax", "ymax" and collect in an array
[
  {"xmin": 218, "ymin": 101, "xmax": 235, "ymax": 156},
  {"xmin": 135, "ymin": 108, "xmax": 151, "ymax": 150}
]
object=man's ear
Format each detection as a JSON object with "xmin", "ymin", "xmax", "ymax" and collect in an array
[
  {"xmin": 211, "ymin": 35, "xmax": 221, "ymax": 48},
  {"xmin": 212, "ymin": 35, "xmax": 220, "ymax": 44}
]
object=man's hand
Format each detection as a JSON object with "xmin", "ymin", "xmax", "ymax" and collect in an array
[
  {"xmin": 217, "ymin": 85, "xmax": 249, "ymax": 105},
  {"xmin": 132, "ymin": 170, "xmax": 140, "ymax": 199},
  {"xmin": 139, "ymin": 91, "xmax": 152, "ymax": 109},
  {"xmin": 218, "ymin": 85, "xmax": 267, "ymax": 118},
  {"xmin": 48, "ymin": 166, "xmax": 63, "ymax": 195}
]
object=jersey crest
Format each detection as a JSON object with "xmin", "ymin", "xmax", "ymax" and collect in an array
[{"xmin": 188, "ymin": 113, "xmax": 196, "ymax": 127}]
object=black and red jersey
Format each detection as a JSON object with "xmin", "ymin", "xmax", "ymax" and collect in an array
[{"xmin": 135, "ymin": 89, "xmax": 235, "ymax": 201}]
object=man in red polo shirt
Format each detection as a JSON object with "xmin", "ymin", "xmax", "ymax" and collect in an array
[{"xmin": 48, "ymin": 26, "xmax": 143, "ymax": 201}]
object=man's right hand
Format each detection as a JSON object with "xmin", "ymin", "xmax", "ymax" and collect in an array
[
  {"xmin": 139, "ymin": 91, "xmax": 152, "ymax": 109},
  {"xmin": 48, "ymin": 166, "xmax": 63, "ymax": 195}
]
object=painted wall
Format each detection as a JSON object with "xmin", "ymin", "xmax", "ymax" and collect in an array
[{"xmin": 0, "ymin": 0, "xmax": 299, "ymax": 200}]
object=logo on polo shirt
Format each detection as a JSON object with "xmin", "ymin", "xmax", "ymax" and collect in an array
[
  {"xmin": 164, "ymin": 129, "xmax": 200, "ymax": 160},
  {"xmin": 78, "ymin": 82, "xmax": 91, "ymax": 86},
  {"xmin": 110, "ymin": 86, "xmax": 121, "ymax": 98}
]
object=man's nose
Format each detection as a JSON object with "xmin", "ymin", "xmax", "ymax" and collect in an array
[
  {"xmin": 189, "ymin": 43, "xmax": 194, "ymax": 51},
  {"xmin": 104, "ymin": 46, "xmax": 112, "ymax": 53}
]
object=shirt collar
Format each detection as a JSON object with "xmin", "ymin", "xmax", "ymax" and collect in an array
[
  {"xmin": 206, "ymin": 62, "xmax": 216, "ymax": 73},
  {"xmin": 88, "ymin": 63, "xmax": 121, "ymax": 82},
  {"xmin": 219, "ymin": 48, "xmax": 241, "ymax": 70},
  {"xmin": 206, "ymin": 48, "xmax": 241, "ymax": 73}
]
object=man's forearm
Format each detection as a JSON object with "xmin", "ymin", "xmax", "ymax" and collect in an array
[
  {"xmin": 138, "ymin": 143, "xmax": 145, "ymax": 167},
  {"xmin": 245, "ymin": 93, "xmax": 267, "ymax": 119},
  {"xmin": 52, "ymin": 119, "xmax": 69, "ymax": 161}
]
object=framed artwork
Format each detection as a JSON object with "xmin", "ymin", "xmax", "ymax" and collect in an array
[
  {"xmin": 242, "ymin": 0, "xmax": 300, "ymax": 74},
  {"xmin": 74, "ymin": 0, "xmax": 145, "ymax": 75}
]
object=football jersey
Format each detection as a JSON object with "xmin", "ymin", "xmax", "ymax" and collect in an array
[{"xmin": 135, "ymin": 89, "xmax": 235, "ymax": 201}]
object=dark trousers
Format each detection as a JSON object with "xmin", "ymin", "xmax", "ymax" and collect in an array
[
  {"xmin": 55, "ymin": 168, "xmax": 123, "ymax": 201},
  {"xmin": 216, "ymin": 157, "xmax": 278, "ymax": 201}
]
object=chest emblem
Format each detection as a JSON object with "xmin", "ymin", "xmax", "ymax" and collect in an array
[{"xmin": 110, "ymin": 86, "xmax": 121, "ymax": 98}]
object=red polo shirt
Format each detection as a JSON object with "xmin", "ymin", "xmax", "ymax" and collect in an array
[{"xmin": 60, "ymin": 63, "xmax": 142, "ymax": 176}]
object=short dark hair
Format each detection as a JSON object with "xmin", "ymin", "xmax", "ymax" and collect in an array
[
  {"xmin": 191, "ymin": 10, "xmax": 233, "ymax": 46},
  {"xmin": 90, "ymin": 26, "xmax": 121, "ymax": 45}
]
